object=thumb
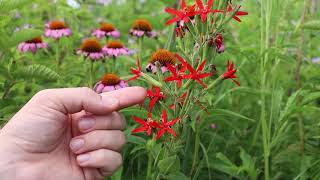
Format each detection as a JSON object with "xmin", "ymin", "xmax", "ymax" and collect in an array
[{"xmin": 29, "ymin": 87, "xmax": 146, "ymax": 115}]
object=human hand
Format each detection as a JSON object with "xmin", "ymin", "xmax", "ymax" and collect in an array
[{"xmin": 0, "ymin": 87, "xmax": 146, "ymax": 180}]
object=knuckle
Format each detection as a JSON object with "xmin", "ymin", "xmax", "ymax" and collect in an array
[
  {"xmin": 112, "ymin": 131, "xmax": 126, "ymax": 149},
  {"xmin": 112, "ymin": 152, "xmax": 123, "ymax": 170},
  {"xmin": 80, "ymin": 87, "xmax": 95, "ymax": 97}
]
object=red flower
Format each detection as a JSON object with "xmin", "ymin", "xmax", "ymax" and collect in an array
[
  {"xmin": 156, "ymin": 110, "xmax": 180, "ymax": 139},
  {"xmin": 147, "ymin": 86, "xmax": 166, "ymax": 111},
  {"xmin": 227, "ymin": 3, "xmax": 248, "ymax": 22},
  {"xmin": 165, "ymin": 62, "xmax": 188, "ymax": 87},
  {"xmin": 129, "ymin": 58, "xmax": 142, "ymax": 81},
  {"xmin": 196, "ymin": 0, "xmax": 220, "ymax": 22},
  {"xmin": 132, "ymin": 114, "xmax": 161, "ymax": 136},
  {"xmin": 165, "ymin": 0, "xmax": 197, "ymax": 25},
  {"xmin": 223, "ymin": 60, "xmax": 240, "ymax": 86},
  {"xmin": 176, "ymin": 54, "xmax": 213, "ymax": 88}
]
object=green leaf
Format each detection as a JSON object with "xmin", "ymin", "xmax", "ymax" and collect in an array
[
  {"xmin": 126, "ymin": 134, "xmax": 146, "ymax": 145},
  {"xmin": 303, "ymin": 20, "xmax": 320, "ymax": 30},
  {"xmin": 166, "ymin": 172, "xmax": 189, "ymax": 180},
  {"xmin": 158, "ymin": 155, "xmax": 180, "ymax": 174},
  {"xmin": 302, "ymin": 92, "xmax": 320, "ymax": 105},
  {"xmin": 209, "ymin": 109, "xmax": 255, "ymax": 122},
  {"xmin": 19, "ymin": 64, "xmax": 59, "ymax": 81},
  {"xmin": 240, "ymin": 148, "xmax": 258, "ymax": 180},
  {"xmin": 213, "ymin": 153, "xmax": 239, "ymax": 177}
]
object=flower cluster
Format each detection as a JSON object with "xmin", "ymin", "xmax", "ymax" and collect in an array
[{"xmin": 128, "ymin": 0, "xmax": 246, "ymax": 140}]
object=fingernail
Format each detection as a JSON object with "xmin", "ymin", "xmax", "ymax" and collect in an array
[
  {"xmin": 70, "ymin": 138, "xmax": 84, "ymax": 152},
  {"xmin": 79, "ymin": 118, "xmax": 95, "ymax": 131},
  {"xmin": 102, "ymin": 97, "xmax": 119, "ymax": 108},
  {"xmin": 77, "ymin": 154, "xmax": 90, "ymax": 164}
]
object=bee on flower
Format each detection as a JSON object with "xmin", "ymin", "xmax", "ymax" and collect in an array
[{"xmin": 146, "ymin": 49, "xmax": 176, "ymax": 74}]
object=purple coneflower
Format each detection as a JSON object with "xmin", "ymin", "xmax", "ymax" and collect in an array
[
  {"xmin": 45, "ymin": 20, "xmax": 72, "ymax": 39},
  {"xmin": 92, "ymin": 22, "xmax": 120, "ymax": 39},
  {"xmin": 18, "ymin": 37, "xmax": 48, "ymax": 54},
  {"xmin": 94, "ymin": 74, "xmax": 129, "ymax": 93},
  {"xmin": 102, "ymin": 40, "xmax": 130, "ymax": 58},
  {"xmin": 146, "ymin": 49, "xmax": 176, "ymax": 74},
  {"xmin": 77, "ymin": 38, "xmax": 105, "ymax": 61},
  {"xmin": 130, "ymin": 19, "xmax": 157, "ymax": 38}
]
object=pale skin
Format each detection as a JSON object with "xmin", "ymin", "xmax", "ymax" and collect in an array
[{"xmin": 0, "ymin": 87, "xmax": 147, "ymax": 180}]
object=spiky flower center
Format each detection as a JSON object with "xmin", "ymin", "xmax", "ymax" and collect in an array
[
  {"xmin": 100, "ymin": 23, "xmax": 115, "ymax": 32},
  {"xmin": 26, "ymin": 37, "xmax": 43, "ymax": 43},
  {"xmin": 49, "ymin": 20, "xmax": 67, "ymax": 30},
  {"xmin": 101, "ymin": 74, "xmax": 121, "ymax": 85},
  {"xmin": 80, "ymin": 39, "xmax": 102, "ymax": 52},
  {"xmin": 150, "ymin": 49, "xmax": 176, "ymax": 66},
  {"xmin": 107, "ymin": 40, "xmax": 124, "ymax": 49},
  {"xmin": 132, "ymin": 19, "xmax": 153, "ymax": 32}
]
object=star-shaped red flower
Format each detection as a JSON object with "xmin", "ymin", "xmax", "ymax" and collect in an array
[
  {"xmin": 129, "ymin": 58, "xmax": 142, "ymax": 81},
  {"xmin": 196, "ymin": 0, "xmax": 220, "ymax": 22},
  {"xmin": 147, "ymin": 86, "xmax": 166, "ymax": 111},
  {"xmin": 223, "ymin": 60, "xmax": 240, "ymax": 86},
  {"xmin": 165, "ymin": 0, "xmax": 197, "ymax": 25},
  {"xmin": 156, "ymin": 110, "xmax": 180, "ymax": 139},
  {"xmin": 132, "ymin": 114, "xmax": 161, "ymax": 136},
  {"xmin": 165, "ymin": 62, "xmax": 188, "ymax": 87},
  {"xmin": 175, "ymin": 54, "xmax": 213, "ymax": 88},
  {"xmin": 227, "ymin": 3, "xmax": 248, "ymax": 22}
]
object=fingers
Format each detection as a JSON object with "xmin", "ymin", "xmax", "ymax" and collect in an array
[
  {"xmin": 78, "ymin": 112, "xmax": 126, "ymax": 133},
  {"xmin": 70, "ymin": 130, "xmax": 126, "ymax": 153},
  {"xmin": 76, "ymin": 149, "xmax": 122, "ymax": 177},
  {"xmin": 31, "ymin": 86, "xmax": 146, "ymax": 115}
]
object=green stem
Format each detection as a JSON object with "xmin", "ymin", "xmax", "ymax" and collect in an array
[
  {"xmin": 56, "ymin": 41, "xmax": 60, "ymax": 69},
  {"xmin": 190, "ymin": 121, "xmax": 200, "ymax": 176},
  {"xmin": 146, "ymin": 150, "xmax": 153, "ymax": 180},
  {"xmin": 112, "ymin": 56, "xmax": 116, "ymax": 73},
  {"xmin": 89, "ymin": 61, "xmax": 94, "ymax": 88},
  {"xmin": 260, "ymin": 0, "xmax": 270, "ymax": 179}
]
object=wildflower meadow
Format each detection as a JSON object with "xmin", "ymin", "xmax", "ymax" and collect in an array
[{"xmin": 0, "ymin": 0, "xmax": 320, "ymax": 179}]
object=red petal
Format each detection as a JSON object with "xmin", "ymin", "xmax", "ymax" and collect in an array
[
  {"xmin": 165, "ymin": 7, "xmax": 183, "ymax": 16},
  {"xmin": 147, "ymin": 127, "xmax": 153, "ymax": 136},
  {"xmin": 167, "ymin": 128, "xmax": 177, "ymax": 137},
  {"xmin": 233, "ymin": 16, "xmax": 242, "ymax": 22},
  {"xmin": 207, "ymin": 0, "xmax": 214, "ymax": 9},
  {"xmin": 197, "ymin": 72, "xmax": 212, "ymax": 78},
  {"xmin": 156, "ymin": 129, "xmax": 166, "ymax": 139},
  {"xmin": 237, "ymin": 11, "xmax": 248, "ymax": 16},
  {"xmin": 149, "ymin": 98, "xmax": 158, "ymax": 111},
  {"xmin": 168, "ymin": 118, "xmax": 180, "ymax": 126},
  {"xmin": 195, "ymin": 79, "xmax": 208, "ymax": 88},
  {"xmin": 197, "ymin": 59, "xmax": 207, "ymax": 71},
  {"xmin": 133, "ymin": 117, "xmax": 147, "ymax": 125},
  {"xmin": 162, "ymin": 110, "xmax": 168, "ymax": 124},
  {"xmin": 196, "ymin": 0, "xmax": 204, "ymax": 10},
  {"xmin": 182, "ymin": 0, "xmax": 186, "ymax": 9},
  {"xmin": 132, "ymin": 126, "xmax": 148, "ymax": 133},
  {"xmin": 166, "ymin": 17, "xmax": 182, "ymax": 25}
]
